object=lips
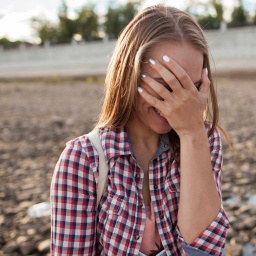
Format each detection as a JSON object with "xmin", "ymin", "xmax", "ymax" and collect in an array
[
  {"xmin": 155, "ymin": 107, "xmax": 164, "ymax": 117},
  {"xmin": 154, "ymin": 107, "xmax": 169, "ymax": 124}
]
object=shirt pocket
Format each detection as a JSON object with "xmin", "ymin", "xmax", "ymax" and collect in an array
[
  {"xmin": 106, "ymin": 193, "xmax": 126, "ymax": 215},
  {"xmin": 98, "ymin": 193, "xmax": 127, "ymax": 245}
]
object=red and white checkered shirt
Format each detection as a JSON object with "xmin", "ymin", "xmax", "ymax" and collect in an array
[{"xmin": 51, "ymin": 125, "xmax": 229, "ymax": 255}]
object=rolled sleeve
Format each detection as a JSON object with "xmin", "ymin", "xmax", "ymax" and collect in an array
[
  {"xmin": 179, "ymin": 207, "xmax": 229, "ymax": 255},
  {"xmin": 50, "ymin": 137, "xmax": 98, "ymax": 255}
]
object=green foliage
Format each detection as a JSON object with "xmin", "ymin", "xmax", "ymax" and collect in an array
[
  {"xmin": 197, "ymin": 15, "xmax": 220, "ymax": 30},
  {"xmin": 58, "ymin": 15, "xmax": 76, "ymax": 43},
  {"xmin": 253, "ymin": 11, "xmax": 256, "ymax": 25},
  {"xmin": 0, "ymin": 37, "xmax": 22, "ymax": 49},
  {"xmin": 31, "ymin": 17, "xmax": 58, "ymax": 45},
  {"xmin": 187, "ymin": 0, "xmax": 224, "ymax": 30},
  {"xmin": 212, "ymin": 0, "xmax": 223, "ymax": 23},
  {"xmin": 32, "ymin": 0, "xmax": 100, "ymax": 44},
  {"xmin": 229, "ymin": 4, "xmax": 248, "ymax": 27},
  {"xmin": 104, "ymin": 1, "xmax": 140, "ymax": 39},
  {"xmin": 75, "ymin": 8, "xmax": 99, "ymax": 41}
]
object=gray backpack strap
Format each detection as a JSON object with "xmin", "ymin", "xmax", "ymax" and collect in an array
[{"xmin": 87, "ymin": 130, "xmax": 108, "ymax": 207}]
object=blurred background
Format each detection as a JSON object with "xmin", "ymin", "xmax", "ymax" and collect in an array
[{"xmin": 0, "ymin": 0, "xmax": 256, "ymax": 255}]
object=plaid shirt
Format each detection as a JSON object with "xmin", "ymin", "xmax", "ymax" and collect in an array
[{"xmin": 51, "ymin": 125, "xmax": 229, "ymax": 256}]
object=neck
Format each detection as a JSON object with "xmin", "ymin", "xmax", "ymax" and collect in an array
[{"xmin": 126, "ymin": 115, "xmax": 160, "ymax": 150}]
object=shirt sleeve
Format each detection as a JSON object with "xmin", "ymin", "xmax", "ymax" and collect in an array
[
  {"xmin": 50, "ymin": 137, "xmax": 98, "ymax": 256},
  {"xmin": 178, "ymin": 127, "xmax": 230, "ymax": 255}
]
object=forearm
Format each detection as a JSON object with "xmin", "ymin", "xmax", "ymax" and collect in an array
[{"xmin": 177, "ymin": 126, "xmax": 221, "ymax": 244}]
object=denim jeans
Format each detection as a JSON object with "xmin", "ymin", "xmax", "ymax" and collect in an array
[{"xmin": 139, "ymin": 250, "xmax": 167, "ymax": 256}]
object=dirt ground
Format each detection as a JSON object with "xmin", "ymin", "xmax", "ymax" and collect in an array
[{"xmin": 0, "ymin": 76, "xmax": 256, "ymax": 255}]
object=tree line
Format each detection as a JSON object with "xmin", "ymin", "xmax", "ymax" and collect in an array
[{"xmin": 1, "ymin": 0, "xmax": 256, "ymax": 49}]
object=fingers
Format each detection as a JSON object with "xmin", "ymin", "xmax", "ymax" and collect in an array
[
  {"xmin": 137, "ymin": 86, "xmax": 164, "ymax": 111},
  {"xmin": 141, "ymin": 72, "xmax": 174, "ymax": 101},
  {"xmin": 199, "ymin": 68, "xmax": 210, "ymax": 109},
  {"xmin": 149, "ymin": 58, "xmax": 182, "ymax": 92},
  {"xmin": 199, "ymin": 68, "xmax": 210, "ymax": 95},
  {"xmin": 149, "ymin": 55, "xmax": 193, "ymax": 91}
]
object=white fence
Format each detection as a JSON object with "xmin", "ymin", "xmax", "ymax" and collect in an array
[{"xmin": 0, "ymin": 26, "xmax": 256, "ymax": 79}]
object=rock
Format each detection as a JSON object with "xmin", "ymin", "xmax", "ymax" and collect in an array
[
  {"xmin": 19, "ymin": 241, "xmax": 37, "ymax": 256},
  {"xmin": 227, "ymin": 227, "xmax": 237, "ymax": 240},
  {"xmin": 39, "ymin": 222, "xmax": 51, "ymax": 235},
  {"xmin": 236, "ymin": 178, "xmax": 252, "ymax": 186},
  {"xmin": 230, "ymin": 231, "xmax": 251, "ymax": 245},
  {"xmin": 235, "ymin": 205, "xmax": 252, "ymax": 215},
  {"xmin": 2, "ymin": 241, "xmax": 19, "ymax": 253},
  {"xmin": 26, "ymin": 228, "xmax": 36, "ymax": 236},
  {"xmin": 37, "ymin": 239, "xmax": 50, "ymax": 253},
  {"xmin": 232, "ymin": 216, "xmax": 256, "ymax": 230},
  {"xmin": 0, "ymin": 215, "xmax": 5, "ymax": 225},
  {"xmin": 225, "ymin": 243, "xmax": 243, "ymax": 256},
  {"xmin": 240, "ymin": 216, "xmax": 256, "ymax": 230},
  {"xmin": 16, "ymin": 236, "xmax": 28, "ymax": 244},
  {"xmin": 222, "ymin": 182, "xmax": 233, "ymax": 191}
]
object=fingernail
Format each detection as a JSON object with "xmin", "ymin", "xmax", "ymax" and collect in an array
[
  {"xmin": 149, "ymin": 58, "xmax": 157, "ymax": 65},
  {"xmin": 205, "ymin": 68, "xmax": 208, "ymax": 76},
  {"xmin": 138, "ymin": 87, "xmax": 143, "ymax": 93},
  {"xmin": 141, "ymin": 72, "xmax": 147, "ymax": 79},
  {"xmin": 163, "ymin": 55, "xmax": 171, "ymax": 63}
]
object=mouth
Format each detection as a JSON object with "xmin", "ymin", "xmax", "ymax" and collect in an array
[
  {"xmin": 155, "ymin": 107, "xmax": 164, "ymax": 117},
  {"xmin": 153, "ymin": 107, "xmax": 169, "ymax": 124}
]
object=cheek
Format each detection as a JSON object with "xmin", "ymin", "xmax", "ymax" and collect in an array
[{"xmin": 136, "ymin": 94, "xmax": 149, "ymax": 109}]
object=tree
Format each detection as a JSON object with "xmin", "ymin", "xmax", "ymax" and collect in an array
[
  {"xmin": 197, "ymin": 15, "xmax": 220, "ymax": 29},
  {"xmin": 32, "ymin": 1, "xmax": 101, "ymax": 44},
  {"xmin": 104, "ymin": 7, "xmax": 123, "ymax": 39},
  {"xmin": 57, "ymin": 1, "xmax": 76, "ymax": 43},
  {"xmin": 31, "ymin": 17, "xmax": 58, "ymax": 45},
  {"xmin": 104, "ymin": 1, "xmax": 140, "ymax": 39},
  {"xmin": 212, "ymin": 0, "xmax": 223, "ymax": 23},
  {"xmin": 187, "ymin": 0, "xmax": 224, "ymax": 30},
  {"xmin": 75, "ymin": 7, "xmax": 99, "ymax": 41},
  {"xmin": 229, "ymin": 4, "xmax": 248, "ymax": 27},
  {"xmin": 0, "ymin": 37, "xmax": 22, "ymax": 49},
  {"xmin": 253, "ymin": 11, "xmax": 256, "ymax": 25}
]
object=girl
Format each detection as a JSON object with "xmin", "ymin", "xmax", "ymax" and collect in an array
[{"xmin": 51, "ymin": 5, "xmax": 229, "ymax": 255}]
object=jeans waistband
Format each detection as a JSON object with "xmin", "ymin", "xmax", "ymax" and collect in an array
[{"xmin": 139, "ymin": 250, "xmax": 167, "ymax": 256}]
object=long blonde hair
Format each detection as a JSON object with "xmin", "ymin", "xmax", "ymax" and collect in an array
[{"xmin": 96, "ymin": 5, "xmax": 219, "ymax": 161}]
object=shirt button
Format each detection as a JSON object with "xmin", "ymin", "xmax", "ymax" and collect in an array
[
  {"xmin": 136, "ymin": 173, "xmax": 140, "ymax": 179},
  {"xmin": 139, "ymin": 202, "xmax": 143, "ymax": 208},
  {"xmin": 154, "ymin": 185, "xmax": 158, "ymax": 189},
  {"xmin": 135, "ymin": 235, "xmax": 140, "ymax": 240},
  {"xmin": 164, "ymin": 144, "xmax": 168, "ymax": 148},
  {"xmin": 160, "ymin": 214, "xmax": 164, "ymax": 219}
]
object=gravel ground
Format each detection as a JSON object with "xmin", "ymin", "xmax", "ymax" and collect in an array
[{"xmin": 0, "ymin": 76, "xmax": 256, "ymax": 256}]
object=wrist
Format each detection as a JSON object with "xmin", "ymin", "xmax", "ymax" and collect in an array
[{"xmin": 179, "ymin": 125, "xmax": 208, "ymax": 144}]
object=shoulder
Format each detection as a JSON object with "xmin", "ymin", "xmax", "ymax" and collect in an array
[
  {"xmin": 64, "ymin": 128, "xmax": 121, "ymax": 159},
  {"xmin": 60, "ymin": 133, "xmax": 100, "ymax": 169}
]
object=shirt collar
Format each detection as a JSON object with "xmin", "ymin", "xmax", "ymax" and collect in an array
[
  {"xmin": 99, "ymin": 127, "xmax": 170, "ymax": 162},
  {"xmin": 99, "ymin": 127, "xmax": 131, "ymax": 161}
]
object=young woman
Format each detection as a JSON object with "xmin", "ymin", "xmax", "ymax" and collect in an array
[{"xmin": 51, "ymin": 5, "xmax": 229, "ymax": 256}]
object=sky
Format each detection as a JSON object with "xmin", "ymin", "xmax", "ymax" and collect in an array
[{"xmin": 0, "ymin": 0, "xmax": 255, "ymax": 43}]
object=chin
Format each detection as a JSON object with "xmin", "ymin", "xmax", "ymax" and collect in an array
[{"xmin": 152, "ymin": 125, "xmax": 172, "ymax": 135}]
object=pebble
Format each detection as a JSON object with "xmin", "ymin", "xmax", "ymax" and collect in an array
[{"xmin": 37, "ymin": 239, "xmax": 51, "ymax": 253}]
